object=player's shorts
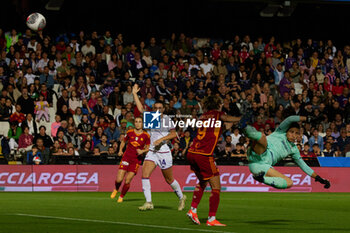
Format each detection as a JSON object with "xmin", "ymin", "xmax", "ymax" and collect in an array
[
  {"xmin": 144, "ymin": 150, "xmax": 173, "ymax": 170},
  {"xmin": 119, "ymin": 159, "xmax": 141, "ymax": 174},
  {"xmin": 247, "ymin": 148, "xmax": 273, "ymax": 175},
  {"xmin": 186, "ymin": 152, "xmax": 219, "ymax": 181}
]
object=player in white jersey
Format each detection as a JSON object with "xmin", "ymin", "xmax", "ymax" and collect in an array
[{"xmin": 132, "ymin": 84, "xmax": 186, "ymax": 211}]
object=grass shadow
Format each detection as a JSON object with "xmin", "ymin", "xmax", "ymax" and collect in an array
[{"xmin": 245, "ymin": 219, "xmax": 295, "ymax": 226}]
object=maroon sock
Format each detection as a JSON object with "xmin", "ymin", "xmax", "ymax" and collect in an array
[
  {"xmin": 191, "ymin": 183, "xmax": 206, "ymax": 209},
  {"xmin": 115, "ymin": 181, "xmax": 122, "ymax": 191},
  {"xmin": 208, "ymin": 189, "xmax": 220, "ymax": 217},
  {"xmin": 120, "ymin": 183, "xmax": 130, "ymax": 198}
]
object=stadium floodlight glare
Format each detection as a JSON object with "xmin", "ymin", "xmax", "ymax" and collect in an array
[
  {"xmin": 260, "ymin": 4, "xmax": 281, "ymax": 17},
  {"xmin": 45, "ymin": 0, "xmax": 65, "ymax": 11}
]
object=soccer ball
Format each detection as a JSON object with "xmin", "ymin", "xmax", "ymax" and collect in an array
[{"xmin": 26, "ymin": 13, "xmax": 46, "ymax": 31}]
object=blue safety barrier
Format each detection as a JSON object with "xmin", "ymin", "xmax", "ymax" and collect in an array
[{"xmin": 317, "ymin": 157, "xmax": 350, "ymax": 167}]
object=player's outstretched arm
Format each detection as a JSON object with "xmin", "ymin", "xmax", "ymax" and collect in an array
[
  {"xmin": 293, "ymin": 152, "xmax": 331, "ymax": 189},
  {"xmin": 314, "ymin": 173, "xmax": 331, "ymax": 189},
  {"xmin": 220, "ymin": 114, "xmax": 241, "ymax": 123},
  {"xmin": 276, "ymin": 115, "xmax": 301, "ymax": 133},
  {"xmin": 132, "ymin": 84, "xmax": 144, "ymax": 114}
]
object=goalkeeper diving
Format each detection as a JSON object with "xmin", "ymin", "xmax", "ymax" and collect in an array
[{"xmin": 238, "ymin": 114, "xmax": 331, "ymax": 189}]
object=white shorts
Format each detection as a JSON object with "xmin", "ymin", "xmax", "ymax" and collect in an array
[{"xmin": 144, "ymin": 150, "xmax": 173, "ymax": 170}]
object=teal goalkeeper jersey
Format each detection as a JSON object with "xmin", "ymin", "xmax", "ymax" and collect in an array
[{"xmin": 266, "ymin": 116, "xmax": 314, "ymax": 176}]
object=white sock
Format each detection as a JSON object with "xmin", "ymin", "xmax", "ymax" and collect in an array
[
  {"xmin": 191, "ymin": 207, "xmax": 197, "ymax": 213},
  {"xmin": 170, "ymin": 180, "xmax": 183, "ymax": 199},
  {"xmin": 208, "ymin": 216, "xmax": 216, "ymax": 222},
  {"xmin": 142, "ymin": 178, "xmax": 152, "ymax": 202}
]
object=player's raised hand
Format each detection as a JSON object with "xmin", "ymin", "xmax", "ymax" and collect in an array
[
  {"xmin": 132, "ymin": 84, "xmax": 140, "ymax": 94},
  {"xmin": 118, "ymin": 151, "xmax": 123, "ymax": 156},
  {"xmin": 315, "ymin": 175, "xmax": 331, "ymax": 189}
]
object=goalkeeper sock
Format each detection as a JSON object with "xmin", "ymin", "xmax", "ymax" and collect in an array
[
  {"xmin": 170, "ymin": 180, "xmax": 183, "ymax": 200},
  {"xmin": 115, "ymin": 180, "xmax": 122, "ymax": 191},
  {"xmin": 264, "ymin": 177, "xmax": 288, "ymax": 189},
  {"xmin": 244, "ymin": 125, "xmax": 262, "ymax": 141},
  {"xmin": 142, "ymin": 178, "xmax": 152, "ymax": 202},
  {"xmin": 208, "ymin": 189, "xmax": 220, "ymax": 217},
  {"xmin": 191, "ymin": 183, "xmax": 206, "ymax": 209},
  {"xmin": 120, "ymin": 183, "xmax": 130, "ymax": 198}
]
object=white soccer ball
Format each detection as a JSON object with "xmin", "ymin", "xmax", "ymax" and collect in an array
[{"xmin": 26, "ymin": 13, "xmax": 46, "ymax": 31}]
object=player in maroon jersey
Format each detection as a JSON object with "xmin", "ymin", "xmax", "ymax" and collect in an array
[
  {"xmin": 110, "ymin": 117, "xmax": 150, "ymax": 203},
  {"xmin": 186, "ymin": 95, "xmax": 240, "ymax": 226}
]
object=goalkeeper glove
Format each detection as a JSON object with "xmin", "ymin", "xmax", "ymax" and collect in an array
[{"xmin": 315, "ymin": 175, "xmax": 331, "ymax": 189}]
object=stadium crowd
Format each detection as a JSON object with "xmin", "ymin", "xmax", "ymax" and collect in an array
[{"xmin": 0, "ymin": 28, "xmax": 350, "ymax": 165}]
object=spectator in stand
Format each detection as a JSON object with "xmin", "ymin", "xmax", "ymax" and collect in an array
[
  {"xmin": 231, "ymin": 143, "xmax": 246, "ymax": 157},
  {"xmin": 79, "ymin": 140, "xmax": 93, "ymax": 156},
  {"xmin": 323, "ymin": 142, "xmax": 336, "ymax": 157},
  {"xmin": 331, "ymin": 77, "xmax": 344, "ymax": 96},
  {"xmin": 217, "ymin": 135, "xmax": 234, "ymax": 153},
  {"xmin": 9, "ymin": 104, "xmax": 25, "ymax": 124},
  {"xmin": 252, "ymin": 115, "xmax": 265, "ymax": 131},
  {"xmin": 63, "ymin": 125, "xmax": 81, "ymax": 150},
  {"xmin": 219, "ymin": 143, "xmax": 234, "ymax": 159},
  {"xmin": 95, "ymin": 134, "xmax": 109, "ymax": 155},
  {"xmin": 312, "ymin": 144, "xmax": 322, "ymax": 157},
  {"xmin": 22, "ymin": 113, "xmax": 37, "ymax": 136},
  {"xmin": 104, "ymin": 121, "xmax": 120, "ymax": 144},
  {"xmin": 309, "ymin": 129, "xmax": 324, "ymax": 151},
  {"xmin": 7, "ymin": 121, "xmax": 22, "ymax": 152},
  {"xmin": 81, "ymin": 37, "xmax": 96, "ymax": 56},
  {"xmin": 230, "ymin": 127, "xmax": 241, "ymax": 147},
  {"xmin": 273, "ymin": 63, "xmax": 284, "ymax": 85},
  {"xmin": 337, "ymin": 128, "xmax": 350, "ymax": 155},
  {"xmin": 33, "ymin": 138, "xmax": 53, "ymax": 164},
  {"xmin": 26, "ymin": 145, "xmax": 41, "ymax": 165},
  {"xmin": 51, "ymin": 115, "xmax": 62, "ymax": 138},
  {"xmin": 130, "ymin": 52, "xmax": 147, "ymax": 77},
  {"xmin": 16, "ymin": 87, "xmax": 34, "ymax": 116},
  {"xmin": 35, "ymin": 94, "xmax": 50, "ymax": 122},
  {"xmin": 18, "ymin": 126, "xmax": 33, "ymax": 156},
  {"xmin": 278, "ymin": 71, "xmax": 294, "ymax": 96},
  {"xmin": 39, "ymin": 66, "xmax": 55, "ymax": 89},
  {"xmin": 179, "ymin": 130, "xmax": 192, "ymax": 154},
  {"xmin": 300, "ymin": 143, "xmax": 316, "ymax": 157}
]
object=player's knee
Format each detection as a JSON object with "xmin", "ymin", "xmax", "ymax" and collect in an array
[
  {"xmin": 116, "ymin": 178, "xmax": 123, "ymax": 183},
  {"xmin": 195, "ymin": 183, "xmax": 204, "ymax": 191},
  {"xmin": 142, "ymin": 171, "xmax": 151, "ymax": 179},
  {"xmin": 165, "ymin": 177, "xmax": 174, "ymax": 184}
]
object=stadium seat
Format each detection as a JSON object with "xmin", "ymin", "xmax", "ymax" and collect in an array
[
  {"xmin": 52, "ymin": 93, "xmax": 57, "ymax": 112},
  {"xmin": 53, "ymin": 84, "xmax": 60, "ymax": 95},
  {"xmin": 48, "ymin": 107, "xmax": 56, "ymax": 123},
  {"xmin": 0, "ymin": 122, "xmax": 10, "ymax": 137}
]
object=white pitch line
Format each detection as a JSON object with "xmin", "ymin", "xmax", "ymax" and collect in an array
[{"xmin": 14, "ymin": 213, "xmax": 236, "ymax": 233}]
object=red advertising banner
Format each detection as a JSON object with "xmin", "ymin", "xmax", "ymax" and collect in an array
[{"xmin": 0, "ymin": 165, "xmax": 348, "ymax": 192}]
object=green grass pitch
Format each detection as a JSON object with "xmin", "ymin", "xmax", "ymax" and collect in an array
[{"xmin": 0, "ymin": 192, "xmax": 349, "ymax": 233}]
